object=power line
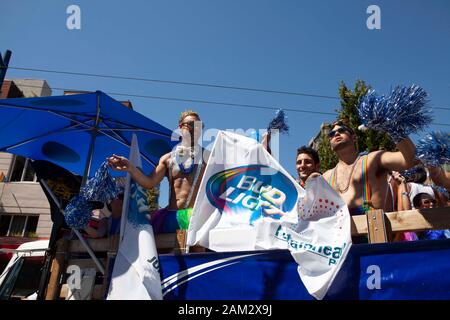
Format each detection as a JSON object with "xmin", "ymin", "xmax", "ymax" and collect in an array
[
  {"xmin": 5, "ymin": 66, "xmax": 340, "ymax": 100},
  {"xmin": 6, "ymin": 83, "xmax": 337, "ymax": 115},
  {"xmin": 5, "ymin": 83, "xmax": 450, "ymax": 128},
  {"xmin": 6, "ymin": 65, "xmax": 450, "ymax": 110},
  {"xmin": 431, "ymin": 106, "xmax": 450, "ymax": 111}
]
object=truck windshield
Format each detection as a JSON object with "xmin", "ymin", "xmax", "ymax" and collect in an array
[{"xmin": 0, "ymin": 256, "xmax": 44, "ymax": 300}]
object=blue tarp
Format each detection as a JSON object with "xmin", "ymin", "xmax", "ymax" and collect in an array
[{"xmin": 0, "ymin": 91, "xmax": 178, "ymax": 177}]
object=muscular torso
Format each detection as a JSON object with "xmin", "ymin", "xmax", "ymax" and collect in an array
[
  {"xmin": 323, "ymin": 152, "xmax": 393, "ymax": 212},
  {"xmin": 164, "ymin": 150, "xmax": 209, "ymax": 210}
]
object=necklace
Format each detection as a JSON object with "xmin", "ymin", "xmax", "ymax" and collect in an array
[
  {"xmin": 333, "ymin": 155, "xmax": 360, "ymax": 193},
  {"xmin": 175, "ymin": 145, "xmax": 200, "ymax": 174}
]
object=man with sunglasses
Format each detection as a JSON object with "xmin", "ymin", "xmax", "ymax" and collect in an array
[
  {"xmin": 322, "ymin": 120, "xmax": 416, "ymax": 222},
  {"xmin": 108, "ymin": 110, "xmax": 209, "ymax": 234}
]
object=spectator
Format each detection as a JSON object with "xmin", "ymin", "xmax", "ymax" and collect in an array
[
  {"xmin": 403, "ymin": 166, "xmax": 435, "ymax": 209},
  {"xmin": 389, "ymin": 171, "xmax": 419, "ymax": 241},
  {"xmin": 412, "ymin": 192, "xmax": 447, "ymax": 240}
]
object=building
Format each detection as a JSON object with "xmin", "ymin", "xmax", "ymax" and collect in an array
[
  {"xmin": 0, "ymin": 79, "xmax": 53, "ymax": 246},
  {"xmin": 308, "ymin": 122, "xmax": 330, "ymax": 150},
  {"xmin": 9, "ymin": 79, "xmax": 52, "ymax": 97}
]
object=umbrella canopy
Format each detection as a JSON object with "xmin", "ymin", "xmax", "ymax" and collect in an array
[{"xmin": 0, "ymin": 91, "xmax": 178, "ymax": 181}]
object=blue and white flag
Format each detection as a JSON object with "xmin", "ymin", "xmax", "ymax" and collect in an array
[{"xmin": 107, "ymin": 134, "xmax": 162, "ymax": 300}]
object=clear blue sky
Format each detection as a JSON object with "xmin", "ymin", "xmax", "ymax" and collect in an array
[{"xmin": 2, "ymin": 0, "xmax": 450, "ymax": 206}]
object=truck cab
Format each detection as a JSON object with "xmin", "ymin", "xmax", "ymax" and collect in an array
[{"xmin": 0, "ymin": 240, "xmax": 48, "ymax": 300}]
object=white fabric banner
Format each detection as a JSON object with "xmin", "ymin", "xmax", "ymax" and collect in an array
[
  {"xmin": 107, "ymin": 134, "xmax": 162, "ymax": 300},
  {"xmin": 187, "ymin": 130, "xmax": 352, "ymax": 299},
  {"xmin": 280, "ymin": 175, "xmax": 352, "ymax": 300},
  {"xmin": 187, "ymin": 130, "xmax": 305, "ymax": 251}
]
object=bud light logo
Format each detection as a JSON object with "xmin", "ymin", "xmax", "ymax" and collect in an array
[{"xmin": 206, "ymin": 165, "xmax": 298, "ymax": 224}]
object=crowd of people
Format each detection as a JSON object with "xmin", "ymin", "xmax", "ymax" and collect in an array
[
  {"xmin": 99, "ymin": 111, "xmax": 449, "ymax": 244},
  {"xmin": 297, "ymin": 121, "xmax": 450, "ymax": 243}
]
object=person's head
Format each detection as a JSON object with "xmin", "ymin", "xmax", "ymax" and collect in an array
[
  {"xmin": 413, "ymin": 192, "xmax": 437, "ymax": 209},
  {"xmin": 403, "ymin": 166, "xmax": 427, "ymax": 184},
  {"xmin": 296, "ymin": 146, "xmax": 320, "ymax": 182},
  {"xmin": 178, "ymin": 110, "xmax": 203, "ymax": 144},
  {"xmin": 327, "ymin": 120, "xmax": 357, "ymax": 152}
]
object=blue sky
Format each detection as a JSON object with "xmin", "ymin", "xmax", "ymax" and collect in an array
[{"xmin": 1, "ymin": 0, "xmax": 450, "ymax": 206}]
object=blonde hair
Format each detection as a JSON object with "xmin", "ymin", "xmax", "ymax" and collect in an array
[{"xmin": 179, "ymin": 110, "xmax": 201, "ymax": 124}]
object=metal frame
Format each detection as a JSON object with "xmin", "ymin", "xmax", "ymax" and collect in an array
[{"xmin": 39, "ymin": 179, "xmax": 105, "ymax": 275}]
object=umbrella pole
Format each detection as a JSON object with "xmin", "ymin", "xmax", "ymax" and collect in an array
[
  {"xmin": 81, "ymin": 93, "xmax": 102, "ymax": 186},
  {"xmin": 40, "ymin": 179, "xmax": 106, "ymax": 275}
]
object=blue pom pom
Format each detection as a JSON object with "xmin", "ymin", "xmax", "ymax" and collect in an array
[
  {"xmin": 422, "ymin": 230, "xmax": 447, "ymax": 240},
  {"xmin": 267, "ymin": 109, "xmax": 289, "ymax": 134},
  {"xmin": 64, "ymin": 195, "xmax": 93, "ymax": 229},
  {"xmin": 81, "ymin": 161, "xmax": 119, "ymax": 203},
  {"xmin": 416, "ymin": 131, "xmax": 450, "ymax": 167},
  {"xmin": 400, "ymin": 166, "xmax": 423, "ymax": 180},
  {"xmin": 359, "ymin": 85, "xmax": 432, "ymax": 142}
]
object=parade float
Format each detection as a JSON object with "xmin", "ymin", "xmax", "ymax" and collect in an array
[{"xmin": 0, "ymin": 88, "xmax": 449, "ymax": 300}]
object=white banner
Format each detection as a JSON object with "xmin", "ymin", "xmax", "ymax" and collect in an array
[
  {"xmin": 107, "ymin": 134, "xmax": 162, "ymax": 300},
  {"xmin": 281, "ymin": 175, "xmax": 352, "ymax": 300},
  {"xmin": 187, "ymin": 130, "xmax": 305, "ymax": 251},
  {"xmin": 187, "ymin": 130, "xmax": 352, "ymax": 299}
]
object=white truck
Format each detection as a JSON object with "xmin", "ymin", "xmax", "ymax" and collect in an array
[{"xmin": 0, "ymin": 240, "xmax": 48, "ymax": 300}]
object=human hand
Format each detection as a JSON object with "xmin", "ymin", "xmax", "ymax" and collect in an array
[
  {"xmin": 107, "ymin": 154, "xmax": 131, "ymax": 172},
  {"xmin": 391, "ymin": 171, "xmax": 406, "ymax": 184},
  {"xmin": 305, "ymin": 172, "xmax": 321, "ymax": 184}
]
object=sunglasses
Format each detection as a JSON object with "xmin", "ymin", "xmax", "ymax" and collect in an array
[
  {"xmin": 328, "ymin": 127, "xmax": 350, "ymax": 139},
  {"xmin": 179, "ymin": 121, "xmax": 203, "ymax": 129},
  {"xmin": 422, "ymin": 199, "xmax": 437, "ymax": 205}
]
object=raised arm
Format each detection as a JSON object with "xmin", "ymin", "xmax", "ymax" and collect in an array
[
  {"xmin": 379, "ymin": 137, "xmax": 416, "ymax": 172},
  {"xmin": 108, "ymin": 153, "xmax": 170, "ymax": 189}
]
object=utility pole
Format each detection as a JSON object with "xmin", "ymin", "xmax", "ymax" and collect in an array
[{"xmin": 0, "ymin": 50, "xmax": 12, "ymax": 96}]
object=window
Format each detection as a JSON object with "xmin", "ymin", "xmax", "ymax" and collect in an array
[
  {"xmin": 0, "ymin": 215, "xmax": 39, "ymax": 237},
  {"xmin": 8, "ymin": 156, "xmax": 36, "ymax": 182}
]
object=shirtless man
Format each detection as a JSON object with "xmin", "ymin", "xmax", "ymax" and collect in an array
[
  {"xmin": 108, "ymin": 110, "xmax": 209, "ymax": 233},
  {"xmin": 322, "ymin": 121, "xmax": 416, "ymax": 216}
]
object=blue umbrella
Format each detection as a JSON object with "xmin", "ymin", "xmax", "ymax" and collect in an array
[{"xmin": 0, "ymin": 91, "xmax": 178, "ymax": 183}]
